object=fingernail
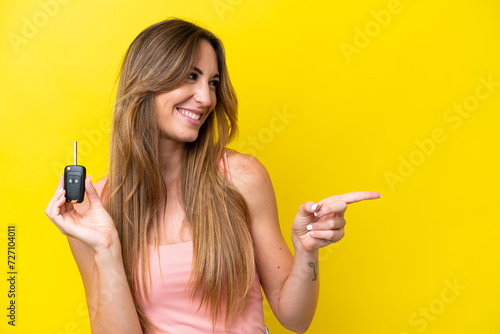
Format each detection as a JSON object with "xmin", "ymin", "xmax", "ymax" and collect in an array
[
  {"xmin": 308, "ymin": 231, "xmax": 314, "ymax": 237},
  {"xmin": 306, "ymin": 225, "xmax": 313, "ymax": 231},
  {"xmin": 89, "ymin": 175, "xmax": 92, "ymax": 183},
  {"xmin": 314, "ymin": 212, "xmax": 319, "ymax": 217},
  {"xmin": 311, "ymin": 204, "xmax": 318, "ymax": 211},
  {"xmin": 59, "ymin": 187, "xmax": 64, "ymax": 193}
]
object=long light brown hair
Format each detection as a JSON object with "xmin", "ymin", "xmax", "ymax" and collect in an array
[{"xmin": 104, "ymin": 18, "xmax": 255, "ymax": 331}]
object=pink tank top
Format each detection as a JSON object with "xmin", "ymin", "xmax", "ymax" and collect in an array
[{"xmin": 136, "ymin": 151, "xmax": 266, "ymax": 333}]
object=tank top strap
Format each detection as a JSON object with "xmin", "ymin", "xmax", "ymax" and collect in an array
[{"xmin": 219, "ymin": 149, "xmax": 233, "ymax": 183}]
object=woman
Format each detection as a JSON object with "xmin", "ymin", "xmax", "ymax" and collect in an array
[{"xmin": 45, "ymin": 18, "xmax": 380, "ymax": 333}]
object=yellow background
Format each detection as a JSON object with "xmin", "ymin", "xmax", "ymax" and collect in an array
[{"xmin": 1, "ymin": 0, "xmax": 499, "ymax": 333}]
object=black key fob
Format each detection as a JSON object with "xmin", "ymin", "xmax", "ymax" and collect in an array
[{"xmin": 64, "ymin": 141, "xmax": 86, "ymax": 203}]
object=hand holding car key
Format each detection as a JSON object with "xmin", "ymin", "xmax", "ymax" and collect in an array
[{"xmin": 45, "ymin": 141, "xmax": 116, "ymax": 252}]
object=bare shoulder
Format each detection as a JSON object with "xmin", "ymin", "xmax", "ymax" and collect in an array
[
  {"xmin": 227, "ymin": 151, "xmax": 278, "ymax": 228},
  {"xmin": 227, "ymin": 151, "xmax": 273, "ymax": 196}
]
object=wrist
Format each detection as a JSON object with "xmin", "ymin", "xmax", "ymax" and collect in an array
[
  {"xmin": 94, "ymin": 232, "xmax": 122, "ymax": 259},
  {"xmin": 291, "ymin": 242, "xmax": 320, "ymax": 284},
  {"xmin": 291, "ymin": 233, "xmax": 319, "ymax": 255},
  {"xmin": 294, "ymin": 245, "xmax": 319, "ymax": 260},
  {"xmin": 292, "ymin": 235, "xmax": 319, "ymax": 257}
]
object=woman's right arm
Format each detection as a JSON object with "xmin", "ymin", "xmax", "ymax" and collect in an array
[{"xmin": 45, "ymin": 175, "xmax": 143, "ymax": 334}]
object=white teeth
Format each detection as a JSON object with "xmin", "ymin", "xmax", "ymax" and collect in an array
[{"xmin": 179, "ymin": 108, "xmax": 201, "ymax": 120}]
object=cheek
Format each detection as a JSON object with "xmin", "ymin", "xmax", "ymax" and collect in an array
[
  {"xmin": 154, "ymin": 100, "xmax": 166, "ymax": 122},
  {"xmin": 154, "ymin": 94, "xmax": 168, "ymax": 114},
  {"xmin": 155, "ymin": 94, "xmax": 178, "ymax": 118},
  {"xmin": 155, "ymin": 89, "xmax": 186, "ymax": 110},
  {"xmin": 211, "ymin": 92, "xmax": 218, "ymax": 111}
]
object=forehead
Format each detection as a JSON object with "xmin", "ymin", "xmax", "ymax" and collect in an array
[{"xmin": 194, "ymin": 40, "xmax": 219, "ymax": 74}]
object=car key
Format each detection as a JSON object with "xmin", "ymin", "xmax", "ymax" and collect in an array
[{"xmin": 64, "ymin": 141, "xmax": 86, "ymax": 203}]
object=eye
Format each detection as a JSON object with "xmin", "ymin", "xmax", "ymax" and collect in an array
[
  {"xmin": 209, "ymin": 80, "xmax": 219, "ymax": 88},
  {"xmin": 187, "ymin": 73, "xmax": 198, "ymax": 81}
]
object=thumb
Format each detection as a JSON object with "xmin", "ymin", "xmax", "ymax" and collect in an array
[
  {"xmin": 297, "ymin": 201, "xmax": 319, "ymax": 219},
  {"xmin": 84, "ymin": 176, "xmax": 104, "ymax": 209}
]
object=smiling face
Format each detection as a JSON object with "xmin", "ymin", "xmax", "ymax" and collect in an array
[{"xmin": 154, "ymin": 40, "xmax": 220, "ymax": 143}]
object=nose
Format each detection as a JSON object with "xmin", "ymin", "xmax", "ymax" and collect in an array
[{"xmin": 193, "ymin": 82, "xmax": 213, "ymax": 107}]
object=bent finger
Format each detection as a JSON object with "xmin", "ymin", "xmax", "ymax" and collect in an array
[
  {"xmin": 46, "ymin": 176, "xmax": 65, "ymax": 212},
  {"xmin": 297, "ymin": 201, "xmax": 320, "ymax": 217},
  {"xmin": 308, "ymin": 228, "xmax": 345, "ymax": 244},
  {"xmin": 45, "ymin": 187, "xmax": 65, "ymax": 218},
  {"xmin": 307, "ymin": 217, "xmax": 346, "ymax": 231},
  {"xmin": 45, "ymin": 190, "xmax": 69, "ymax": 229},
  {"xmin": 53, "ymin": 174, "xmax": 64, "ymax": 195}
]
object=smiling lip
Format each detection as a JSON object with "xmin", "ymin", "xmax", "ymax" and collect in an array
[{"xmin": 177, "ymin": 107, "xmax": 203, "ymax": 125}]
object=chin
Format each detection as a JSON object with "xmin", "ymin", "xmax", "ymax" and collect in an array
[
  {"xmin": 183, "ymin": 136, "xmax": 199, "ymax": 143},
  {"xmin": 179, "ymin": 131, "xmax": 201, "ymax": 143}
]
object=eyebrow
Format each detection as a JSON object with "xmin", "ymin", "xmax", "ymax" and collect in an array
[{"xmin": 193, "ymin": 67, "xmax": 220, "ymax": 79}]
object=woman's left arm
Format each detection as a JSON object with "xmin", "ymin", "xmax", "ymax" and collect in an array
[{"xmin": 228, "ymin": 152, "xmax": 380, "ymax": 333}]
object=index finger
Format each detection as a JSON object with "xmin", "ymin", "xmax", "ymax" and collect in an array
[
  {"xmin": 54, "ymin": 174, "xmax": 64, "ymax": 195},
  {"xmin": 319, "ymin": 191, "xmax": 381, "ymax": 205}
]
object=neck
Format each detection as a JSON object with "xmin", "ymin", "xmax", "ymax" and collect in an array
[{"xmin": 158, "ymin": 137, "xmax": 185, "ymax": 187}]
